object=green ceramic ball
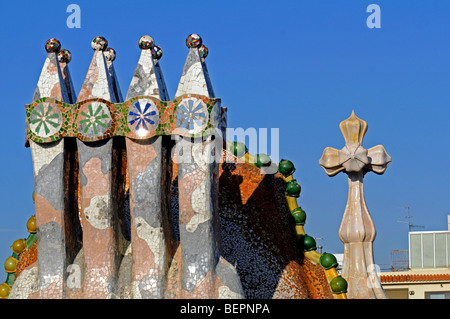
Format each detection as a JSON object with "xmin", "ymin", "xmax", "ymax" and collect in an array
[
  {"xmin": 278, "ymin": 159, "xmax": 295, "ymax": 177},
  {"xmin": 330, "ymin": 276, "xmax": 348, "ymax": 294},
  {"xmin": 303, "ymin": 234, "xmax": 317, "ymax": 252},
  {"xmin": 230, "ymin": 142, "xmax": 248, "ymax": 158},
  {"xmin": 319, "ymin": 252, "xmax": 338, "ymax": 270},
  {"xmin": 255, "ymin": 153, "xmax": 271, "ymax": 168},
  {"xmin": 286, "ymin": 179, "xmax": 301, "ymax": 197},
  {"xmin": 291, "ymin": 207, "xmax": 306, "ymax": 225}
]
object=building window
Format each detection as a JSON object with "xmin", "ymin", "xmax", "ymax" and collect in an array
[
  {"xmin": 409, "ymin": 231, "xmax": 450, "ymax": 269},
  {"xmin": 425, "ymin": 292, "xmax": 450, "ymax": 299}
]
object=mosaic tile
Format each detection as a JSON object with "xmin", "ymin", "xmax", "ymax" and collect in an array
[
  {"xmin": 166, "ymin": 149, "xmax": 335, "ymax": 299},
  {"xmin": 45, "ymin": 38, "xmax": 61, "ymax": 53},
  {"xmin": 127, "ymin": 98, "xmax": 159, "ymax": 138},
  {"xmin": 29, "ymin": 101, "xmax": 63, "ymax": 138},
  {"xmin": 57, "ymin": 49, "xmax": 72, "ymax": 63},
  {"xmin": 138, "ymin": 35, "xmax": 155, "ymax": 50},
  {"xmin": 104, "ymin": 47, "xmax": 116, "ymax": 62},
  {"xmin": 152, "ymin": 45, "xmax": 163, "ymax": 60},
  {"xmin": 26, "ymin": 94, "xmax": 222, "ymax": 144},
  {"xmin": 91, "ymin": 36, "xmax": 108, "ymax": 51},
  {"xmin": 174, "ymin": 97, "xmax": 208, "ymax": 134},
  {"xmin": 199, "ymin": 45, "xmax": 208, "ymax": 59},
  {"xmin": 77, "ymin": 100, "xmax": 112, "ymax": 139},
  {"xmin": 186, "ymin": 34, "xmax": 202, "ymax": 48},
  {"xmin": 14, "ymin": 35, "xmax": 338, "ymax": 300}
]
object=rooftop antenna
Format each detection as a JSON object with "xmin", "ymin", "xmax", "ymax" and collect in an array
[
  {"xmin": 314, "ymin": 237, "xmax": 324, "ymax": 254},
  {"xmin": 396, "ymin": 206, "xmax": 424, "ymax": 232}
]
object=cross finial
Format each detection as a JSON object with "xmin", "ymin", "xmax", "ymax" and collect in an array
[
  {"xmin": 319, "ymin": 111, "xmax": 391, "ymax": 176},
  {"xmin": 318, "ymin": 111, "xmax": 391, "ymax": 299}
]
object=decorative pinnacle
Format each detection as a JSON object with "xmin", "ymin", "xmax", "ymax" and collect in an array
[
  {"xmin": 45, "ymin": 38, "xmax": 61, "ymax": 53},
  {"xmin": 139, "ymin": 35, "xmax": 155, "ymax": 50},
  {"xmin": 91, "ymin": 36, "xmax": 108, "ymax": 51},
  {"xmin": 151, "ymin": 45, "xmax": 163, "ymax": 60},
  {"xmin": 186, "ymin": 33, "xmax": 202, "ymax": 48},
  {"xmin": 319, "ymin": 111, "xmax": 391, "ymax": 176},
  {"xmin": 57, "ymin": 49, "xmax": 72, "ymax": 63},
  {"xmin": 199, "ymin": 44, "xmax": 209, "ymax": 58},
  {"xmin": 339, "ymin": 110, "xmax": 368, "ymax": 146},
  {"xmin": 104, "ymin": 47, "xmax": 116, "ymax": 62}
]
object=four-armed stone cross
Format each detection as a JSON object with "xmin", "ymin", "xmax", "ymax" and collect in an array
[{"xmin": 319, "ymin": 111, "xmax": 391, "ymax": 299}]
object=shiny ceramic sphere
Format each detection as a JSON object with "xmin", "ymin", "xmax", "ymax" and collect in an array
[
  {"xmin": 303, "ymin": 234, "xmax": 317, "ymax": 252},
  {"xmin": 186, "ymin": 34, "xmax": 202, "ymax": 48},
  {"xmin": 278, "ymin": 159, "xmax": 296, "ymax": 177},
  {"xmin": 255, "ymin": 153, "xmax": 271, "ymax": 168},
  {"xmin": 152, "ymin": 45, "xmax": 163, "ymax": 60},
  {"xmin": 104, "ymin": 47, "xmax": 116, "ymax": 62},
  {"xmin": 230, "ymin": 142, "xmax": 248, "ymax": 158},
  {"xmin": 285, "ymin": 179, "xmax": 301, "ymax": 198},
  {"xmin": 319, "ymin": 252, "xmax": 338, "ymax": 270},
  {"xmin": 27, "ymin": 216, "xmax": 36, "ymax": 234},
  {"xmin": 91, "ymin": 36, "xmax": 108, "ymax": 51},
  {"xmin": 0, "ymin": 283, "xmax": 11, "ymax": 299},
  {"xmin": 57, "ymin": 49, "xmax": 72, "ymax": 63},
  {"xmin": 199, "ymin": 44, "xmax": 208, "ymax": 58},
  {"xmin": 45, "ymin": 38, "xmax": 61, "ymax": 53},
  {"xmin": 11, "ymin": 239, "xmax": 27, "ymax": 255},
  {"xmin": 139, "ymin": 35, "xmax": 155, "ymax": 50},
  {"xmin": 291, "ymin": 207, "xmax": 306, "ymax": 225},
  {"xmin": 4, "ymin": 257, "xmax": 18, "ymax": 273},
  {"xmin": 330, "ymin": 276, "xmax": 348, "ymax": 294}
]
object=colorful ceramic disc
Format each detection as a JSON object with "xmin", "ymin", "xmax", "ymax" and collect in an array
[
  {"xmin": 127, "ymin": 98, "xmax": 159, "ymax": 137},
  {"xmin": 175, "ymin": 97, "xmax": 208, "ymax": 134},
  {"xmin": 77, "ymin": 101, "xmax": 112, "ymax": 138},
  {"xmin": 29, "ymin": 102, "xmax": 63, "ymax": 138}
]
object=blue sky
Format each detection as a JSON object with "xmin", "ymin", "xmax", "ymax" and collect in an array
[{"xmin": 0, "ymin": 0, "xmax": 449, "ymax": 271}]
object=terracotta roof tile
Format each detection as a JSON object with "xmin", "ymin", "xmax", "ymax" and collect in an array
[{"xmin": 380, "ymin": 273, "xmax": 450, "ymax": 283}]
